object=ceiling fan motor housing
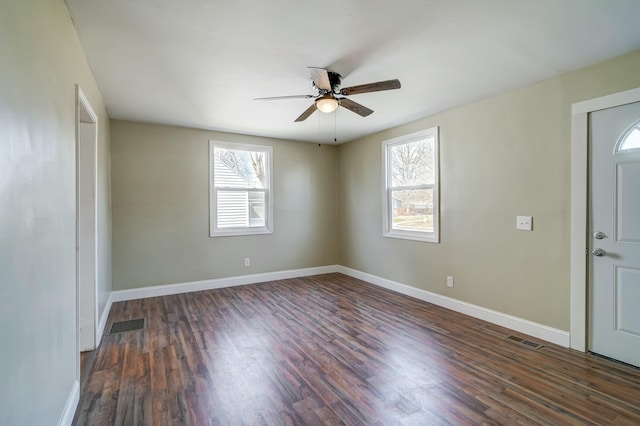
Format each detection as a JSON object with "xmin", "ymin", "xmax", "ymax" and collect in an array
[{"xmin": 313, "ymin": 71, "xmax": 342, "ymax": 95}]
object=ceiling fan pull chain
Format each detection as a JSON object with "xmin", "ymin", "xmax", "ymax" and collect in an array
[{"xmin": 334, "ymin": 110, "xmax": 337, "ymax": 143}]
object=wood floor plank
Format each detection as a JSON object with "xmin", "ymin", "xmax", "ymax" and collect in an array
[{"xmin": 74, "ymin": 273, "xmax": 640, "ymax": 425}]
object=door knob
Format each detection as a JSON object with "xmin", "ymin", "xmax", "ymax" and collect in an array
[
  {"xmin": 594, "ymin": 231, "xmax": 606, "ymax": 239},
  {"xmin": 592, "ymin": 248, "xmax": 606, "ymax": 257}
]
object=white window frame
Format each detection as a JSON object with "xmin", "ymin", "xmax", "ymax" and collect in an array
[
  {"xmin": 209, "ymin": 140, "xmax": 273, "ymax": 237},
  {"xmin": 382, "ymin": 127, "xmax": 440, "ymax": 243}
]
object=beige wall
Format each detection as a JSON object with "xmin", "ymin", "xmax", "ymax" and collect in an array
[
  {"xmin": 111, "ymin": 51, "xmax": 640, "ymax": 332},
  {"xmin": 0, "ymin": 0, "xmax": 636, "ymax": 420},
  {"xmin": 110, "ymin": 120, "xmax": 338, "ymax": 290},
  {"xmin": 0, "ymin": 0, "xmax": 111, "ymax": 424},
  {"xmin": 338, "ymin": 50, "xmax": 640, "ymax": 331}
]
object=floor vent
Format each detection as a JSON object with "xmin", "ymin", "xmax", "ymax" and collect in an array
[
  {"xmin": 506, "ymin": 335, "xmax": 544, "ymax": 350},
  {"xmin": 589, "ymin": 352, "xmax": 640, "ymax": 370},
  {"xmin": 109, "ymin": 318, "xmax": 146, "ymax": 335}
]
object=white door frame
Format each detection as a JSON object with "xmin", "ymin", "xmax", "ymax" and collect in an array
[
  {"xmin": 570, "ymin": 86, "xmax": 640, "ymax": 351},
  {"xmin": 75, "ymin": 85, "xmax": 99, "ymax": 358}
]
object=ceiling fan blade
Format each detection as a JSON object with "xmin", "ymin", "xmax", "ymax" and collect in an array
[
  {"xmin": 340, "ymin": 79, "xmax": 401, "ymax": 96},
  {"xmin": 308, "ymin": 67, "xmax": 332, "ymax": 91},
  {"xmin": 294, "ymin": 103, "xmax": 317, "ymax": 122},
  {"xmin": 254, "ymin": 95, "xmax": 313, "ymax": 101},
  {"xmin": 339, "ymin": 98, "xmax": 374, "ymax": 117}
]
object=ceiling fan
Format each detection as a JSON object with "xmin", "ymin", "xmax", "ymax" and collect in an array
[{"xmin": 255, "ymin": 67, "xmax": 401, "ymax": 122}]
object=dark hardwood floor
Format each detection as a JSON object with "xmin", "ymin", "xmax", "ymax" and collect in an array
[{"xmin": 74, "ymin": 273, "xmax": 640, "ymax": 425}]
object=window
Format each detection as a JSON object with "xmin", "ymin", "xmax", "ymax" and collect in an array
[
  {"xmin": 383, "ymin": 127, "xmax": 439, "ymax": 242},
  {"xmin": 210, "ymin": 141, "xmax": 272, "ymax": 237},
  {"xmin": 616, "ymin": 120, "xmax": 640, "ymax": 152}
]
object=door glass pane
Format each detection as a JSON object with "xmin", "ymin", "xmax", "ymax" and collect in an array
[{"xmin": 617, "ymin": 123, "xmax": 640, "ymax": 152}]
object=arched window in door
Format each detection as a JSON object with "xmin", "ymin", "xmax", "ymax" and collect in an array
[{"xmin": 615, "ymin": 120, "xmax": 640, "ymax": 152}]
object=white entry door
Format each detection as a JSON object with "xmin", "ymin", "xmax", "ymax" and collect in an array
[{"xmin": 589, "ymin": 101, "xmax": 640, "ymax": 367}]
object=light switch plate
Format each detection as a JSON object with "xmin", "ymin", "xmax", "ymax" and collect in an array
[{"xmin": 516, "ymin": 216, "xmax": 533, "ymax": 231}]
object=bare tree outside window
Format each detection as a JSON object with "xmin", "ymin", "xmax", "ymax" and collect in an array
[
  {"xmin": 390, "ymin": 139, "xmax": 434, "ymax": 187},
  {"xmin": 389, "ymin": 137, "xmax": 435, "ymax": 232},
  {"xmin": 215, "ymin": 148, "xmax": 266, "ymax": 188}
]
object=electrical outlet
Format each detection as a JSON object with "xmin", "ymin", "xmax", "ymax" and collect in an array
[
  {"xmin": 516, "ymin": 216, "xmax": 533, "ymax": 231},
  {"xmin": 447, "ymin": 276, "xmax": 454, "ymax": 288},
  {"xmin": 244, "ymin": 257, "xmax": 250, "ymax": 267}
]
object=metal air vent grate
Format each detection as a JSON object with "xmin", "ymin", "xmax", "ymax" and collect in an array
[
  {"xmin": 506, "ymin": 335, "xmax": 544, "ymax": 350},
  {"xmin": 109, "ymin": 318, "xmax": 146, "ymax": 335}
]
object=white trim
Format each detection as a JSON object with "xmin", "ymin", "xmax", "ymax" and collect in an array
[
  {"xmin": 382, "ymin": 127, "xmax": 440, "ymax": 243},
  {"xmin": 75, "ymin": 84, "xmax": 99, "ymax": 379},
  {"xmin": 96, "ymin": 292, "xmax": 113, "ymax": 345},
  {"xmin": 111, "ymin": 266, "xmax": 339, "ymax": 302},
  {"xmin": 209, "ymin": 140, "xmax": 273, "ymax": 237},
  {"xmin": 58, "ymin": 379, "xmax": 79, "ymax": 426},
  {"xmin": 570, "ymin": 111, "xmax": 588, "ymax": 352},
  {"xmin": 76, "ymin": 86, "xmax": 98, "ymax": 123},
  {"xmin": 338, "ymin": 266, "xmax": 570, "ymax": 347},
  {"xmin": 103, "ymin": 265, "xmax": 567, "ymax": 348},
  {"xmin": 570, "ymin": 86, "xmax": 640, "ymax": 352},
  {"xmin": 572, "ymin": 87, "xmax": 640, "ymax": 115}
]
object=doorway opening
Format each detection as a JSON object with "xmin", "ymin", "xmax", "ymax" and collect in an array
[{"xmin": 75, "ymin": 86, "xmax": 98, "ymax": 384}]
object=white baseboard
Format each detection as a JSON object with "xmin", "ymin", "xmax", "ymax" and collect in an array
[
  {"xmin": 111, "ymin": 265, "xmax": 339, "ymax": 302},
  {"xmin": 58, "ymin": 379, "xmax": 79, "ymax": 426},
  {"xmin": 105, "ymin": 264, "xmax": 569, "ymax": 347},
  {"xmin": 337, "ymin": 266, "xmax": 571, "ymax": 348},
  {"xmin": 96, "ymin": 292, "xmax": 113, "ymax": 344}
]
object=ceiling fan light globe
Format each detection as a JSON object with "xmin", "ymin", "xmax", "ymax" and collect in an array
[{"xmin": 316, "ymin": 96, "xmax": 339, "ymax": 113}]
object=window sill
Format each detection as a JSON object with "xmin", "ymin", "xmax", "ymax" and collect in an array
[
  {"xmin": 210, "ymin": 228, "xmax": 273, "ymax": 238},
  {"xmin": 383, "ymin": 230, "xmax": 439, "ymax": 243}
]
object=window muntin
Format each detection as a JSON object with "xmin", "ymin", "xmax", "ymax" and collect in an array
[
  {"xmin": 210, "ymin": 141, "xmax": 272, "ymax": 236},
  {"xmin": 383, "ymin": 128, "xmax": 439, "ymax": 242}
]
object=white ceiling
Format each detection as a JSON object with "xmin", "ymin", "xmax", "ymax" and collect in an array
[{"xmin": 65, "ymin": 0, "xmax": 640, "ymax": 144}]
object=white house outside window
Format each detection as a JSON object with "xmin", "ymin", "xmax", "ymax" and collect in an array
[
  {"xmin": 210, "ymin": 141, "xmax": 273, "ymax": 237},
  {"xmin": 383, "ymin": 127, "xmax": 439, "ymax": 242}
]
